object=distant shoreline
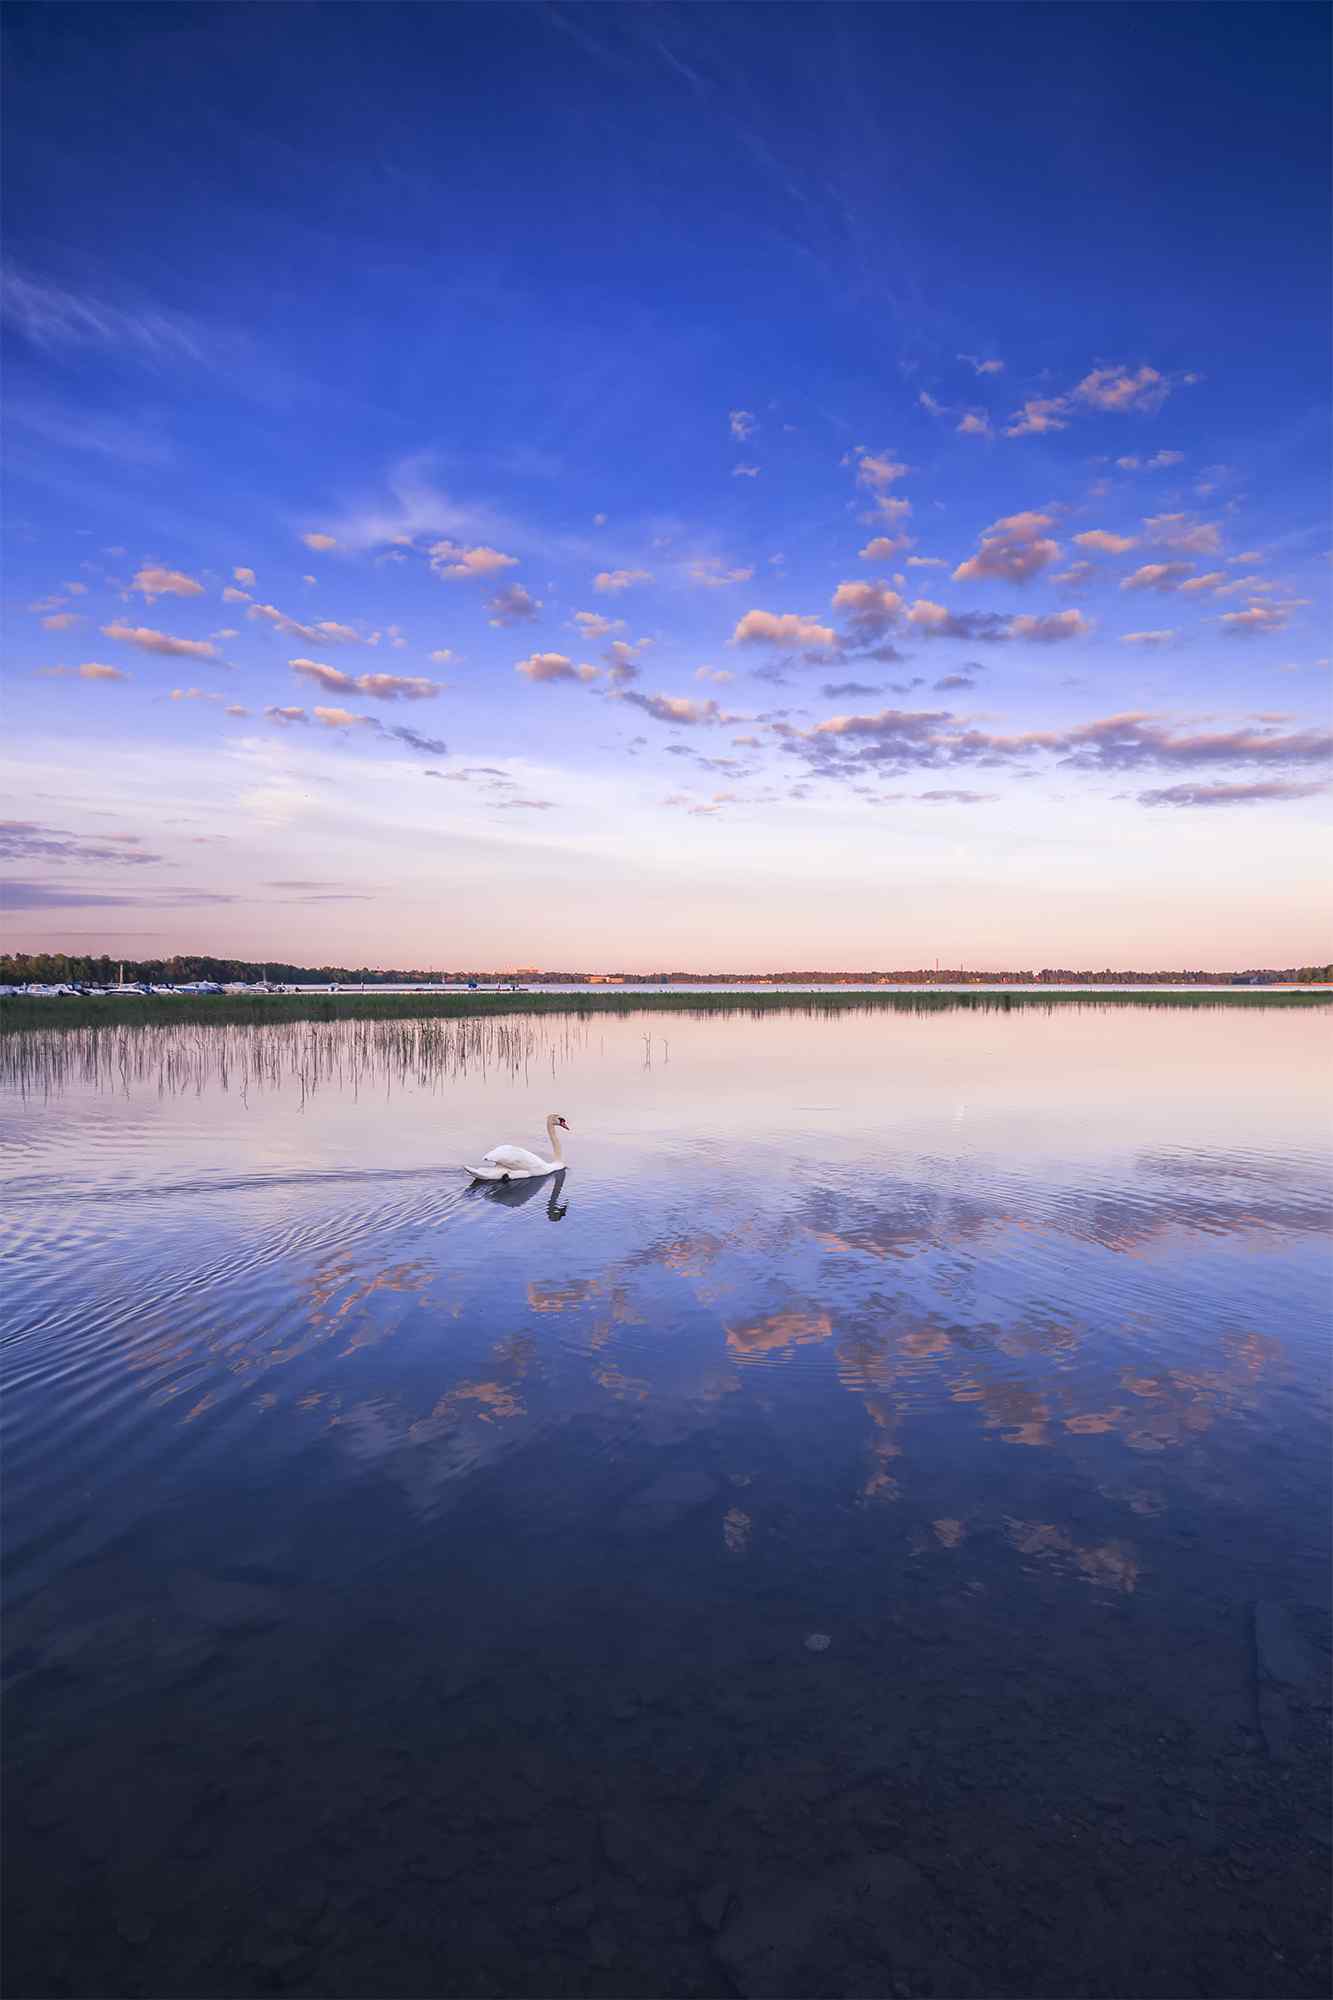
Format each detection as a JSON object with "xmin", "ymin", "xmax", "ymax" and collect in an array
[{"xmin": 3, "ymin": 985, "xmax": 1330, "ymax": 1034}]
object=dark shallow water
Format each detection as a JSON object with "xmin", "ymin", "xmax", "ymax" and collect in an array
[{"xmin": 3, "ymin": 1003, "xmax": 1330, "ymax": 1999}]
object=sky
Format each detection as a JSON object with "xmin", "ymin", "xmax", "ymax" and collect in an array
[{"xmin": 2, "ymin": 0, "xmax": 1329, "ymax": 973}]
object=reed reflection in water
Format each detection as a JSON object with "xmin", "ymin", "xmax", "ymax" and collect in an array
[{"xmin": 2, "ymin": 1002, "xmax": 1329, "ymax": 2000}]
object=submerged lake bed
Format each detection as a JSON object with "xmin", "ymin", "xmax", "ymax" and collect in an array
[{"xmin": 3, "ymin": 1001, "xmax": 1330, "ymax": 1999}]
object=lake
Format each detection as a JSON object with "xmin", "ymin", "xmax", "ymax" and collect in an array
[{"xmin": 3, "ymin": 1001, "xmax": 1329, "ymax": 1999}]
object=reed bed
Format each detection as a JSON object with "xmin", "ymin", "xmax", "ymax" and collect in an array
[
  {"xmin": 2, "ymin": 985, "xmax": 1326, "ymax": 1038},
  {"xmin": 0, "ymin": 1012, "xmax": 589, "ymax": 1104}
]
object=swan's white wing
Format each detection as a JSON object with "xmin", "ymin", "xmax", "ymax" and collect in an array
[{"xmin": 480, "ymin": 1144, "xmax": 547, "ymax": 1173}]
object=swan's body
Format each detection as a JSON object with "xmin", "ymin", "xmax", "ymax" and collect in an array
[{"xmin": 467, "ymin": 1113, "xmax": 569, "ymax": 1182}]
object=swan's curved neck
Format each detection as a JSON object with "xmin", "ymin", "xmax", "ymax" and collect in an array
[{"xmin": 545, "ymin": 1114, "xmax": 564, "ymax": 1163}]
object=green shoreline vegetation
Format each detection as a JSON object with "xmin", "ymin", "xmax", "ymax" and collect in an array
[{"xmin": 3, "ymin": 986, "xmax": 1329, "ymax": 1034}]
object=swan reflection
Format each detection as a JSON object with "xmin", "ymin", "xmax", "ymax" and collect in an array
[{"xmin": 470, "ymin": 1167, "xmax": 569, "ymax": 1220}]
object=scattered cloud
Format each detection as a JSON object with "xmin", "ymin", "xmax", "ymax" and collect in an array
[
  {"xmin": 233, "ymin": 566, "xmax": 256, "ymax": 586},
  {"xmin": 822, "ymin": 681, "xmax": 880, "ymax": 699},
  {"xmin": 1004, "ymin": 395, "xmax": 1070, "ymax": 438},
  {"xmin": 1121, "ymin": 630, "xmax": 1176, "ymax": 647},
  {"xmin": 953, "ymin": 511, "xmax": 1059, "ymax": 584},
  {"xmin": 429, "ymin": 648, "xmax": 457, "ymax": 664},
  {"xmin": 956, "ymin": 411, "xmax": 992, "ymax": 437},
  {"xmin": 729, "ymin": 410, "xmax": 757, "ymax": 440},
  {"xmin": 101, "ymin": 622, "xmax": 220, "ymax": 659},
  {"xmin": 41, "ymin": 611, "xmax": 82, "ymax": 630},
  {"xmin": 623, "ymin": 692, "xmax": 723, "ymax": 726},
  {"xmin": 515, "ymin": 651, "xmax": 598, "ymax": 684},
  {"xmin": 859, "ymin": 537, "xmax": 904, "ymax": 561},
  {"xmin": 36, "ymin": 662, "xmax": 128, "ymax": 682},
  {"xmin": 793, "ymin": 706, "xmax": 1331, "ymax": 784},
  {"xmin": 905, "ymin": 555, "xmax": 947, "ymax": 569},
  {"xmin": 571, "ymin": 609, "xmax": 623, "ymax": 637},
  {"xmin": 689, "ymin": 559, "xmax": 754, "ymax": 587},
  {"xmin": 832, "ymin": 580, "xmax": 904, "ymax": 637},
  {"xmin": 302, "ymin": 532, "xmax": 338, "ymax": 552},
  {"xmin": 248, "ymin": 602, "xmax": 363, "ymax": 644},
  {"xmin": 855, "ymin": 453, "xmax": 911, "ymax": 490},
  {"xmin": 1074, "ymin": 365, "xmax": 1168, "ymax": 413},
  {"xmin": 1073, "ymin": 529, "xmax": 1137, "ymax": 555},
  {"xmin": 289, "ymin": 659, "xmax": 441, "ymax": 700},
  {"xmin": 696, "ymin": 666, "xmax": 734, "ymax": 684},
  {"xmin": 917, "ymin": 788, "xmax": 997, "ymax": 803},
  {"xmin": 1138, "ymin": 780, "xmax": 1326, "ymax": 808},
  {"xmin": 604, "ymin": 640, "xmax": 643, "ymax": 685},
  {"xmin": 731, "ymin": 463, "xmax": 760, "ymax": 478},
  {"xmin": 429, "ymin": 539, "xmax": 519, "ymax": 579},
  {"xmin": 487, "ymin": 583, "xmax": 542, "ymax": 626},
  {"xmin": 266, "ymin": 705, "xmax": 308, "ymax": 725},
  {"xmin": 732, "ymin": 609, "xmax": 837, "ymax": 653},
  {"xmin": 1144, "ymin": 513, "xmax": 1222, "ymax": 554},
  {"xmin": 905, "ymin": 600, "xmax": 1011, "ymax": 641},
  {"xmin": 593, "ymin": 568, "xmax": 652, "ymax": 593},
  {"xmin": 132, "ymin": 565, "xmax": 204, "ymax": 601},
  {"xmin": 1008, "ymin": 610, "xmax": 1092, "ymax": 643},
  {"xmin": 959, "ymin": 355, "xmax": 1004, "ymax": 375},
  {"xmin": 1177, "ymin": 571, "xmax": 1227, "ymax": 595},
  {"xmin": 1007, "ymin": 364, "xmax": 1172, "ymax": 438},
  {"xmin": 221, "ymin": 585, "xmax": 251, "ymax": 604},
  {"xmin": 1120, "ymin": 563, "xmax": 1196, "ymax": 594},
  {"xmin": 1220, "ymin": 605, "xmax": 1291, "ymax": 635}
]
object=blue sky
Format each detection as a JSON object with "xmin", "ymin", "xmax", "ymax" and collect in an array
[{"xmin": 3, "ymin": 1, "xmax": 1329, "ymax": 970}]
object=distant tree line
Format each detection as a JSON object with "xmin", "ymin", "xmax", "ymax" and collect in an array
[{"xmin": 2, "ymin": 952, "xmax": 1329, "ymax": 987}]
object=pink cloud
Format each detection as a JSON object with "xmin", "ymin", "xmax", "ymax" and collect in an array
[
  {"xmin": 101, "ymin": 622, "xmax": 220, "ymax": 659},
  {"xmin": 1074, "ymin": 365, "xmax": 1168, "ymax": 413},
  {"xmin": 1073, "ymin": 529, "xmax": 1137, "ymax": 555},
  {"xmin": 953, "ymin": 511, "xmax": 1059, "ymax": 585},
  {"xmin": 429, "ymin": 540, "xmax": 519, "ymax": 579},
  {"xmin": 1009, "ymin": 610, "xmax": 1091, "ymax": 644},
  {"xmin": 514, "ymin": 651, "xmax": 599, "ymax": 684},
  {"xmin": 731, "ymin": 609, "xmax": 837, "ymax": 652},
  {"xmin": 133, "ymin": 565, "xmax": 204, "ymax": 601}
]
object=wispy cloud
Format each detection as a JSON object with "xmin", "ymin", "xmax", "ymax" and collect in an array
[
  {"xmin": 101, "ymin": 623, "xmax": 220, "ymax": 660},
  {"xmin": 623, "ymin": 692, "xmax": 725, "ymax": 725},
  {"xmin": 1138, "ymin": 779, "xmax": 1326, "ymax": 807},
  {"xmin": 36, "ymin": 662, "xmax": 129, "ymax": 682},
  {"xmin": 594, "ymin": 569, "xmax": 653, "ymax": 593},
  {"xmin": 0, "ymin": 819, "xmax": 160, "ymax": 865},
  {"xmin": 1, "ymin": 266, "xmax": 209, "ymax": 362},
  {"xmin": 689, "ymin": 559, "xmax": 754, "ymax": 587},
  {"xmin": 289, "ymin": 659, "xmax": 441, "ymax": 700}
]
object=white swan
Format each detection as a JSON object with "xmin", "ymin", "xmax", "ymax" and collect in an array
[{"xmin": 467, "ymin": 1113, "xmax": 570, "ymax": 1182}]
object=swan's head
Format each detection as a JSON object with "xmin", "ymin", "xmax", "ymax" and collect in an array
[{"xmin": 551, "ymin": 1114, "xmax": 571, "ymax": 1131}]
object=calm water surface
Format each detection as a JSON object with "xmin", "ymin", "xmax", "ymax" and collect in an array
[{"xmin": 3, "ymin": 1004, "xmax": 1330, "ymax": 1999}]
